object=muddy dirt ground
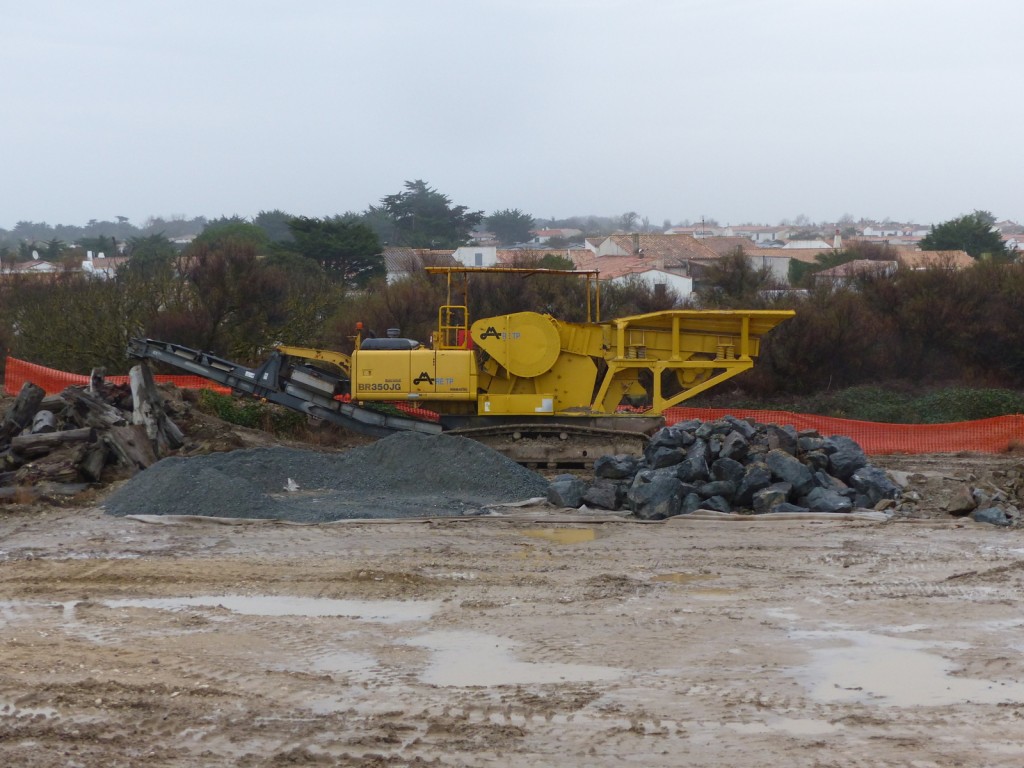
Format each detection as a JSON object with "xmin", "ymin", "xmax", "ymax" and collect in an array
[{"xmin": 2, "ymin": 449, "xmax": 1024, "ymax": 767}]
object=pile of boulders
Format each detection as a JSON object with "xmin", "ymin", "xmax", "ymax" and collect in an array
[
  {"xmin": 0, "ymin": 367, "xmax": 183, "ymax": 503},
  {"xmin": 548, "ymin": 415, "xmax": 903, "ymax": 520}
]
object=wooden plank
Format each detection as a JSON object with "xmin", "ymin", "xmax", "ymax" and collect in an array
[
  {"xmin": 104, "ymin": 425, "xmax": 158, "ymax": 471},
  {"xmin": 62, "ymin": 388, "xmax": 127, "ymax": 430},
  {"xmin": 130, "ymin": 364, "xmax": 184, "ymax": 455},
  {"xmin": 1, "ymin": 382, "xmax": 46, "ymax": 444},
  {"xmin": 10, "ymin": 427, "xmax": 96, "ymax": 457}
]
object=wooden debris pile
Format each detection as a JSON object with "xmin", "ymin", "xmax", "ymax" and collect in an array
[{"xmin": 0, "ymin": 365, "xmax": 184, "ymax": 503}]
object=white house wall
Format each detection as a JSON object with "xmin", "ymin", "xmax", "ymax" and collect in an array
[
  {"xmin": 609, "ymin": 269, "xmax": 693, "ymax": 299},
  {"xmin": 452, "ymin": 246, "xmax": 498, "ymax": 267},
  {"xmin": 748, "ymin": 254, "xmax": 790, "ymax": 283}
]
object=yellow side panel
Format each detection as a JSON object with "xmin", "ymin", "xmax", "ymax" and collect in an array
[
  {"xmin": 433, "ymin": 350, "xmax": 476, "ymax": 396},
  {"xmin": 352, "ymin": 350, "xmax": 410, "ymax": 399},
  {"xmin": 478, "ymin": 394, "xmax": 555, "ymax": 416},
  {"xmin": 471, "ymin": 312, "xmax": 561, "ymax": 378},
  {"xmin": 352, "ymin": 349, "xmax": 476, "ymax": 402},
  {"xmin": 531, "ymin": 352, "xmax": 597, "ymax": 412}
]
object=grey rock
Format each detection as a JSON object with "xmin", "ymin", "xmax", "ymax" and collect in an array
[
  {"xmin": 723, "ymin": 415, "xmax": 757, "ymax": 439},
  {"xmin": 678, "ymin": 440, "xmax": 711, "ymax": 483},
  {"xmin": 708, "ymin": 434, "xmax": 724, "ymax": 458},
  {"xmin": 943, "ymin": 486, "xmax": 977, "ymax": 516},
  {"xmin": 765, "ymin": 449, "xmax": 815, "ymax": 496},
  {"xmin": 849, "ymin": 465, "xmax": 901, "ymax": 506},
  {"xmin": 681, "ymin": 492, "xmax": 703, "ymax": 514},
  {"xmin": 800, "ymin": 487, "xmax": 853, "ymax": 513},
  {"xmin": 824, "ymin": 435, "xmax": 868, "ymax": 480},
  {"xmin": 628, "ymin": 470, "xmax": 685, "ymax": 520},
  {"xmin": 765, "ymin": 423, "xmax": 799, "ymax": 455},
  {"xmin": 647, "ymin": 446, "xmax": 685, "ymax": 470},
  {"xmin": 735, "ymin": 461, "xmax": 774, "ymax": 506},
  {"xmin": 698, "ymin": 479, "xmax": 736, "ymax": 500},
  {"xmin": 813, "ymin": 469, "xmax": 848, "ymax": 491},
  {"xmin": 770, "ymin": 502, "xmax": 811, "ymax": 514},
  {"xmin": 719, "ymin": 430, "xmax": 750, "ymax": 462},
  {"xmin": 753, "ymin": 482, "xmax": 792, "ymax": 514},
  {"xmin": 798, "ymin": 436, "xmax": 825, "ymax": 453},
  {"xmin": 971, "ymin": 507, "xmax": 1011, "ymax": 526},
  {"xmin": 803, "ymin": 450, "xmax": 830, "ymax": 473},
  {"xmin": 701, "ymin": 495, "xmax": 732, "ymax": 513},
  {"xmin": 547, "ymin": 474, "xmax": 587, "ymax": 508},
  {"xmin": 711, "ymin": 457, "xmax": 745, "ymax": 487},
  {"xmin": 594, "ymin": 453, "xmax": 640, "ymax": 480},
  {"xmin": 582, "ymin": 479, "xmax": 625, "ymax": 510}
]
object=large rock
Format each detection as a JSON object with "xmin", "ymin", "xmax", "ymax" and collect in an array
[
  {"xmin": 547, "ymin": 474, "xmax": 586, "ymax": 508},
  {"xmin": 824, "ymin": 435, "xmax": 868, "ymax": 480},
  {"xmin": 711, "ymin": 457, "xmax": 745, "ymax": 487},
  {"xmin": 800, "ymin": 487, "xmax": 854, "ymax": 513},
  {"xmin": 582, "ymin": 478, "xmax": 625, "ymax": 510},
  {"xmin": 698, "ymin": 479, "xmax": 736, "ymax": 500},
  {"xmin": 753, "ymin": 482, "xmax": 792, "ymax": 514},
  {"xmin": 765, "ymin": 424, "xmax": 799, "ymax": 455},
  {"xmin": 765, "ymin": 449, "xmax": 814, "ymax": 496},
  {"xmin": 848, "ymin": 465, "xmax": 901, "ymax": 506},
  {"xmin": 647, "ymin": 446, "xmax": 685, "ymax": 470},
  {"xmin": 701, "ymin": 495, "xmax": 732, "ymax": 513},
  {"xmin": 971, "ymin": 507, "xmax": 1011, "ymax": 526},
  {"xmin": 594, "ymin": 454, "xmax": 640, "ymax": 480},
  {"xmin": 719, "ymin": 431, "xmax": 750, "ymax": 462},
  {"xmin": 627, "ymin": 470, "xmax": 684, "ymax": 520},
  {"xmin": 723, "ymin": 415, "xmax": 757, "ymax": 440},
  {"xmin": 735, "ymin": 461, "xmax": 774, "ymax": 506}
]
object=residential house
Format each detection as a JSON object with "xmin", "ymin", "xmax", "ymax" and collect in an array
[
  {"xmin": 451, "ymin": 245, "xmax": 498, "ymax": 268},
  {"xmin": 0, "ymin": 259, "xmax": 61, "ymax": 276},
  {"xmin": 893, "ymin": 248, "xmax": 974, "ymax": 269},
  {"xmin": 663, "ymin": 225, "xmax": 727, "ymax": 238},
  {"xmin": 783, "ymin": 239, "xmax": 833, "ymax": 250},
  {"xmin": 529, "ymin": 228, "xmax": 582, "ymax": 244},
  {"xmin": 729, "ymin": 225, "xmax": 792, "ymax": 243},
  {"xmin": 573, "ymin": 234, "xmax": 717, "ymax": 301}
]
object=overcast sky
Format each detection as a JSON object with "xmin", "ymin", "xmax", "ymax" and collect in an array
[{"xmin": 2, "ymin": 0, "xmax": 1021, "ymax": 230}]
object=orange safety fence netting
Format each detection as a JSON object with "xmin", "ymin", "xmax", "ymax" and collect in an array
[
  {"xmin": 4, "ymin": 356, "xmax": 1022, "ymax": 454},
  {"xmin": 2, "ymin": 356, "xmax": 230, "ymax": 396},
  {"xmin": 664, "ymin": 406, "xmax": 1024, "ymax": 455}
]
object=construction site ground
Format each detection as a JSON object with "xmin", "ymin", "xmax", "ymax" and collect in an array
[{"xmin": 2, "ymin": 415, "xmax": 1024, "ymax": 765}]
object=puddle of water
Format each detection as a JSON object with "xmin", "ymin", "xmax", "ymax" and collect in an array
[
  {"xmin": 406, "ymin": 630, "xmax": 623, "ymax": 686},
  {"xmin": 791, "ymin": 629, "xmax": 1024, "ymax": 707},
  {"xmin": 520, "ymin": 528, "xmax": 597, "ymax": 544},
  {"xmin": 0, "ymin": 700, "xmax": 59, "ymax": 719},
  {"xmin": 651, "ymin": 573, "xmax": 715, "ymax": 584},
  {"xmin": 726, "ymin": 717, "xmax": 840, "ymax": 736},
  {"xmin": 689, "ymin": 587, "xmax": 741, "ymax": 598},
  {"xmin": 104, "ymin": 596, "xmax": 441, "ymax": 623}
]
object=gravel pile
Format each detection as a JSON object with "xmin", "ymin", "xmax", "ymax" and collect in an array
[{"xmin": 103, "ymin": 432, "xmax": 549, "ymax": 521}]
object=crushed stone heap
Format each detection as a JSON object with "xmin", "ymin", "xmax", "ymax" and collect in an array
[{"xmin": 103, "ymin": 432, "xmax": 549, "ymax": 521}]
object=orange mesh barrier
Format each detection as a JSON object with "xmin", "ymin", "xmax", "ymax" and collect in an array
[
  {"xmin": 6, "ymin": 356, "xmax": 1021, "ymax": 453},
  {"xmin": 393, "ymin": 402, "xmax": 441, "ymax": 422},
  {"xmin": 664, "ymin": 406, "xmax": 1024, "ymax": 455},
  {"xmin": 2, "ymin": 356, "xmax": 230, "ymax": 396}
]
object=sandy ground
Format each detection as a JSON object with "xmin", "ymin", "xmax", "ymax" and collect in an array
[{"xmin": 2, "ymin": 483, "xmax": 1024, "ymax": 767}]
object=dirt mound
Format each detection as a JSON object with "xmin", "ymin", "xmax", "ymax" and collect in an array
[{"xmin": 101, "ymin": 432, "xmax": 549, "ymax": 521}]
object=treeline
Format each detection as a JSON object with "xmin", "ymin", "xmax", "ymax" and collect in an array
[
  {"xmin": 733, "ymin": 261, "xmax": 1024, "ymax": 396},
  {"xmin": 6, "ymin": 243, "xmax": 1024, "ymax": 403},
  {"xmin": 0, "ymin": 241, "xmax": 680, "ymax": 378}
]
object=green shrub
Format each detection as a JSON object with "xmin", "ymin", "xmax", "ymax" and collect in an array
[{"xmin": 197, "ymin": 390, "xmax": 307, "ymax": 436}]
